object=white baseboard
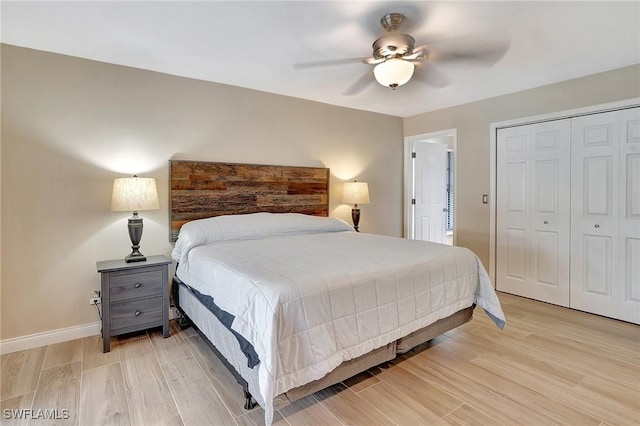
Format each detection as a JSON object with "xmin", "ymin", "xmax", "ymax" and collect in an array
[{"xmin": 0, "ymin": 321, "xmax": 101, "ymax": 355}]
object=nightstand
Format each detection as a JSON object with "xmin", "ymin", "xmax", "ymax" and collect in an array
[{"xmin": 96, "ymin": 255, "xmax": 172, "ymax": 352}]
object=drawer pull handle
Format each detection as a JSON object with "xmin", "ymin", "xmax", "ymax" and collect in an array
[
  {"xmin": 135, "ymin": 310, "xmax": 142, "ymax": 316},
  {"xmin": 134, "ymin": 283, "xmax": 142, "ymax": 289},
  {"xmin": 595, "ymin": 224, "xmax": 600, "ymax": 228},
  {"xmin": 543, "ymin": 220, "xmax": 548, "ymax": 224}
]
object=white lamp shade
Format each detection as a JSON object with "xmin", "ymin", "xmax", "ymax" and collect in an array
[
  {"xmin": 111, "ymin": 177, "xmax": 160, "ymax": 212},
  {"xmin": 342, "ymin": 181, "xmax": 370, "ymax": 205},
  {"xmin": 373, "ymin": 58, "xmax": 415, "ymax": 88}
]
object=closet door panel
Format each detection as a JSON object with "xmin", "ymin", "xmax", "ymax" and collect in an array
[
  {"xmin": 571, "ymin": 111, "xmax": 620, "ymax": 319},
  {"xmin": 530, "ymin": 122, "xmax": 571, "ymax": 305},
  {"xmin": 497, "ymin": 120, "xmax": 570, "ymax": 306},
  {"xmin": 618, "ymin": 108, "xmax": 640, "ymax": 323},
  {"xmin": 497, "ymin": 128, "xmax": 531, "ymax": 296}
]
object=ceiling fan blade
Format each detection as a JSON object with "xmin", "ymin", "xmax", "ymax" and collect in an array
[
  {"xmin": 420, "ymin": 34, "xmax": 511, "ymax": 66},
  {"xmin": 404, "ymin": 51, "xmax": 426, "ymax": 61},
  {"xmin": 293, "ymin": 57, "xmax": 373, "ymax": 69},
  {"xmin": 412, "ymin": 63, "xmax": 451, "ymax": 88},
  {"xmin": 431, "ymin": 44, "xmax": 509, "ymax": 65},
  {"xmin": 363, "ymin": 57, "xmax": 385, "ymax": 65},
  {"xmin": 411, "ymin": 44, "xmax": 429, "ymax": 55},
  {"xmin": 342, "ymin": 70, "xmax": 375, "ymax": 96}
]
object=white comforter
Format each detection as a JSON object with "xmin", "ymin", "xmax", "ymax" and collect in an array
[{"xmin": 172, "ymin": 213, "xmax": 505, "ymax": 424}]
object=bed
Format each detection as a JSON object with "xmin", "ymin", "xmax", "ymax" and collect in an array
[{"xmin": 169, "ymin": 160, "xmax": 505, "ymax": 425}]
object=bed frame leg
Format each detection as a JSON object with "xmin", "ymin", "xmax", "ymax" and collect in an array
[
  {"xmin": 243, "ymin": 389, "xmax": 256, "ymax": 410},
  {"xmin": 176, "ymin": 313, "xmax": 190, "ymax": 330}
]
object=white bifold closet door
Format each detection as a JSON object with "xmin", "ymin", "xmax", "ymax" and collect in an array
[
  {"xmin": 496, "ymin": 119, "xmax": 571, "ymax": 306},
  {"xmin": 570, "ymin": 108, "xmax": 640, "ymax": 324}
]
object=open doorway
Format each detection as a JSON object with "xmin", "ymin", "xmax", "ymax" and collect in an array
[{"xmin": 404, "ymin": 129, "xmax": 457, "ymax": 245}]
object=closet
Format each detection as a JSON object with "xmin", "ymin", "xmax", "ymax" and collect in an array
[{"xmin": 496, "ymin": 107, "xmax": 639, "ymax": 324}]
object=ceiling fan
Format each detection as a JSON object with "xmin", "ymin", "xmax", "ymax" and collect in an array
[{"xmin": 294, "ymin": 13, "xmax": 509, "ymax": 95}]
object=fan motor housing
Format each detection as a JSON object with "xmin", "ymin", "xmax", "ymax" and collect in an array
[{"xmin": 372, "ymin": 33, "xmax": 416, "ymax": 59}]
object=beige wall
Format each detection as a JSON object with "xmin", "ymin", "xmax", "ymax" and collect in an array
[
  {"xmin": 0, "ymin": 45, "xmax": 403, "ymax": 340},
  {"xmin": 2, "ymin": 43, "xmax": 638, "ymax": 342},
  {"xmin": 404, "ymin": 64, "xmax": 640, "ymax": 268}
]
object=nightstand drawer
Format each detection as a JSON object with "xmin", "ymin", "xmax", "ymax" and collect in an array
[
  {"xmin": 109, "ymin": 269, "xmax": 163, "ymax": 302},
  {"xmin": 110, "ymin": 296, "xmax": 163, "ymax": 333}
]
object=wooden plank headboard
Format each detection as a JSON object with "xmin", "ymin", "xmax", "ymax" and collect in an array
[{"xmin": 169, "ymin": 160, "xmax": 330, "ymax": 241}]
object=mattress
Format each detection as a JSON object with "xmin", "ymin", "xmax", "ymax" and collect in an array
[{"xmin": 172, "ymin": 213, "xmax": 506, "ymax": 424}]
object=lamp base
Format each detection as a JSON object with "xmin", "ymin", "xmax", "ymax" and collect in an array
[
  {"xmin": 125, "ymin": 252, "xmax": 147, "ymax": 263},
  {"xmin": 125, "ymin": 212, "xmax": 147, "ymax": 263},
  {"xmin": 351, "ymin": 208, "xmax": 361, "ymax": 232}
]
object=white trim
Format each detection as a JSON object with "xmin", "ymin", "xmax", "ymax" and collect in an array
[
  {"xmin": 491, "ymin": 98, "xmax": 640, "ymax": 131},
  {"xmin": 403, "ymin": 129, "xmax": 458, "ymax": 243},
  {"xmin": 0, "ymin": 321, "xmax": 101, "ymax": 355},
  {"xmin": 403, "ymin": 136, "xmax": 414, "ymax": 239},
  {"xmin": 488, "ymin": 97, "xmax": 640, "ymax": 285}
]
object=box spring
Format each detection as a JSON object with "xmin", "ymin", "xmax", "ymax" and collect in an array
[{"xmin": 175, "ymin": 279, "xmax": 473, "ymax": 411}]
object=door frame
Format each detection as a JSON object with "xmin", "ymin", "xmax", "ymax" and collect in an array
[
  {"xmin": 404, "ymin": 129, "xmax": 457, "ymax": 242},
  {"xmin": 489, "ymin": 97, "xmax": 640, "ymax": 284}
]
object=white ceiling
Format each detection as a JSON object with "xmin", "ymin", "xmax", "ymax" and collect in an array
[{"xmin": 2, "ymin": 1, "xmax": 639, "ymax": 117}]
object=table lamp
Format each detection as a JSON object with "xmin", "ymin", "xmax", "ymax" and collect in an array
[
  {"xmin": 111, "ymin": 175, "xmax": 159, "ymax": 262},
  {"xmin": 342, "ymin": 180, "xmax": 370, "ymax": 232}
]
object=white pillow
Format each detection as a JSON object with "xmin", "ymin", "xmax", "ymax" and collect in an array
[{"xmin": 172, "ymin": 212, "xmax": 353, "ymax": 263}]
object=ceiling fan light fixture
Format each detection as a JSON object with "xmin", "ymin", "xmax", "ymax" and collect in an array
[{"xmin": 373, "ymin": 58, "xmax": 415, "ymax": 90}]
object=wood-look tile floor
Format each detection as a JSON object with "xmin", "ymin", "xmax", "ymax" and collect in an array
[{"xmin": 1, "ymin": 292, "xmax": 639, "ymax": 425}]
